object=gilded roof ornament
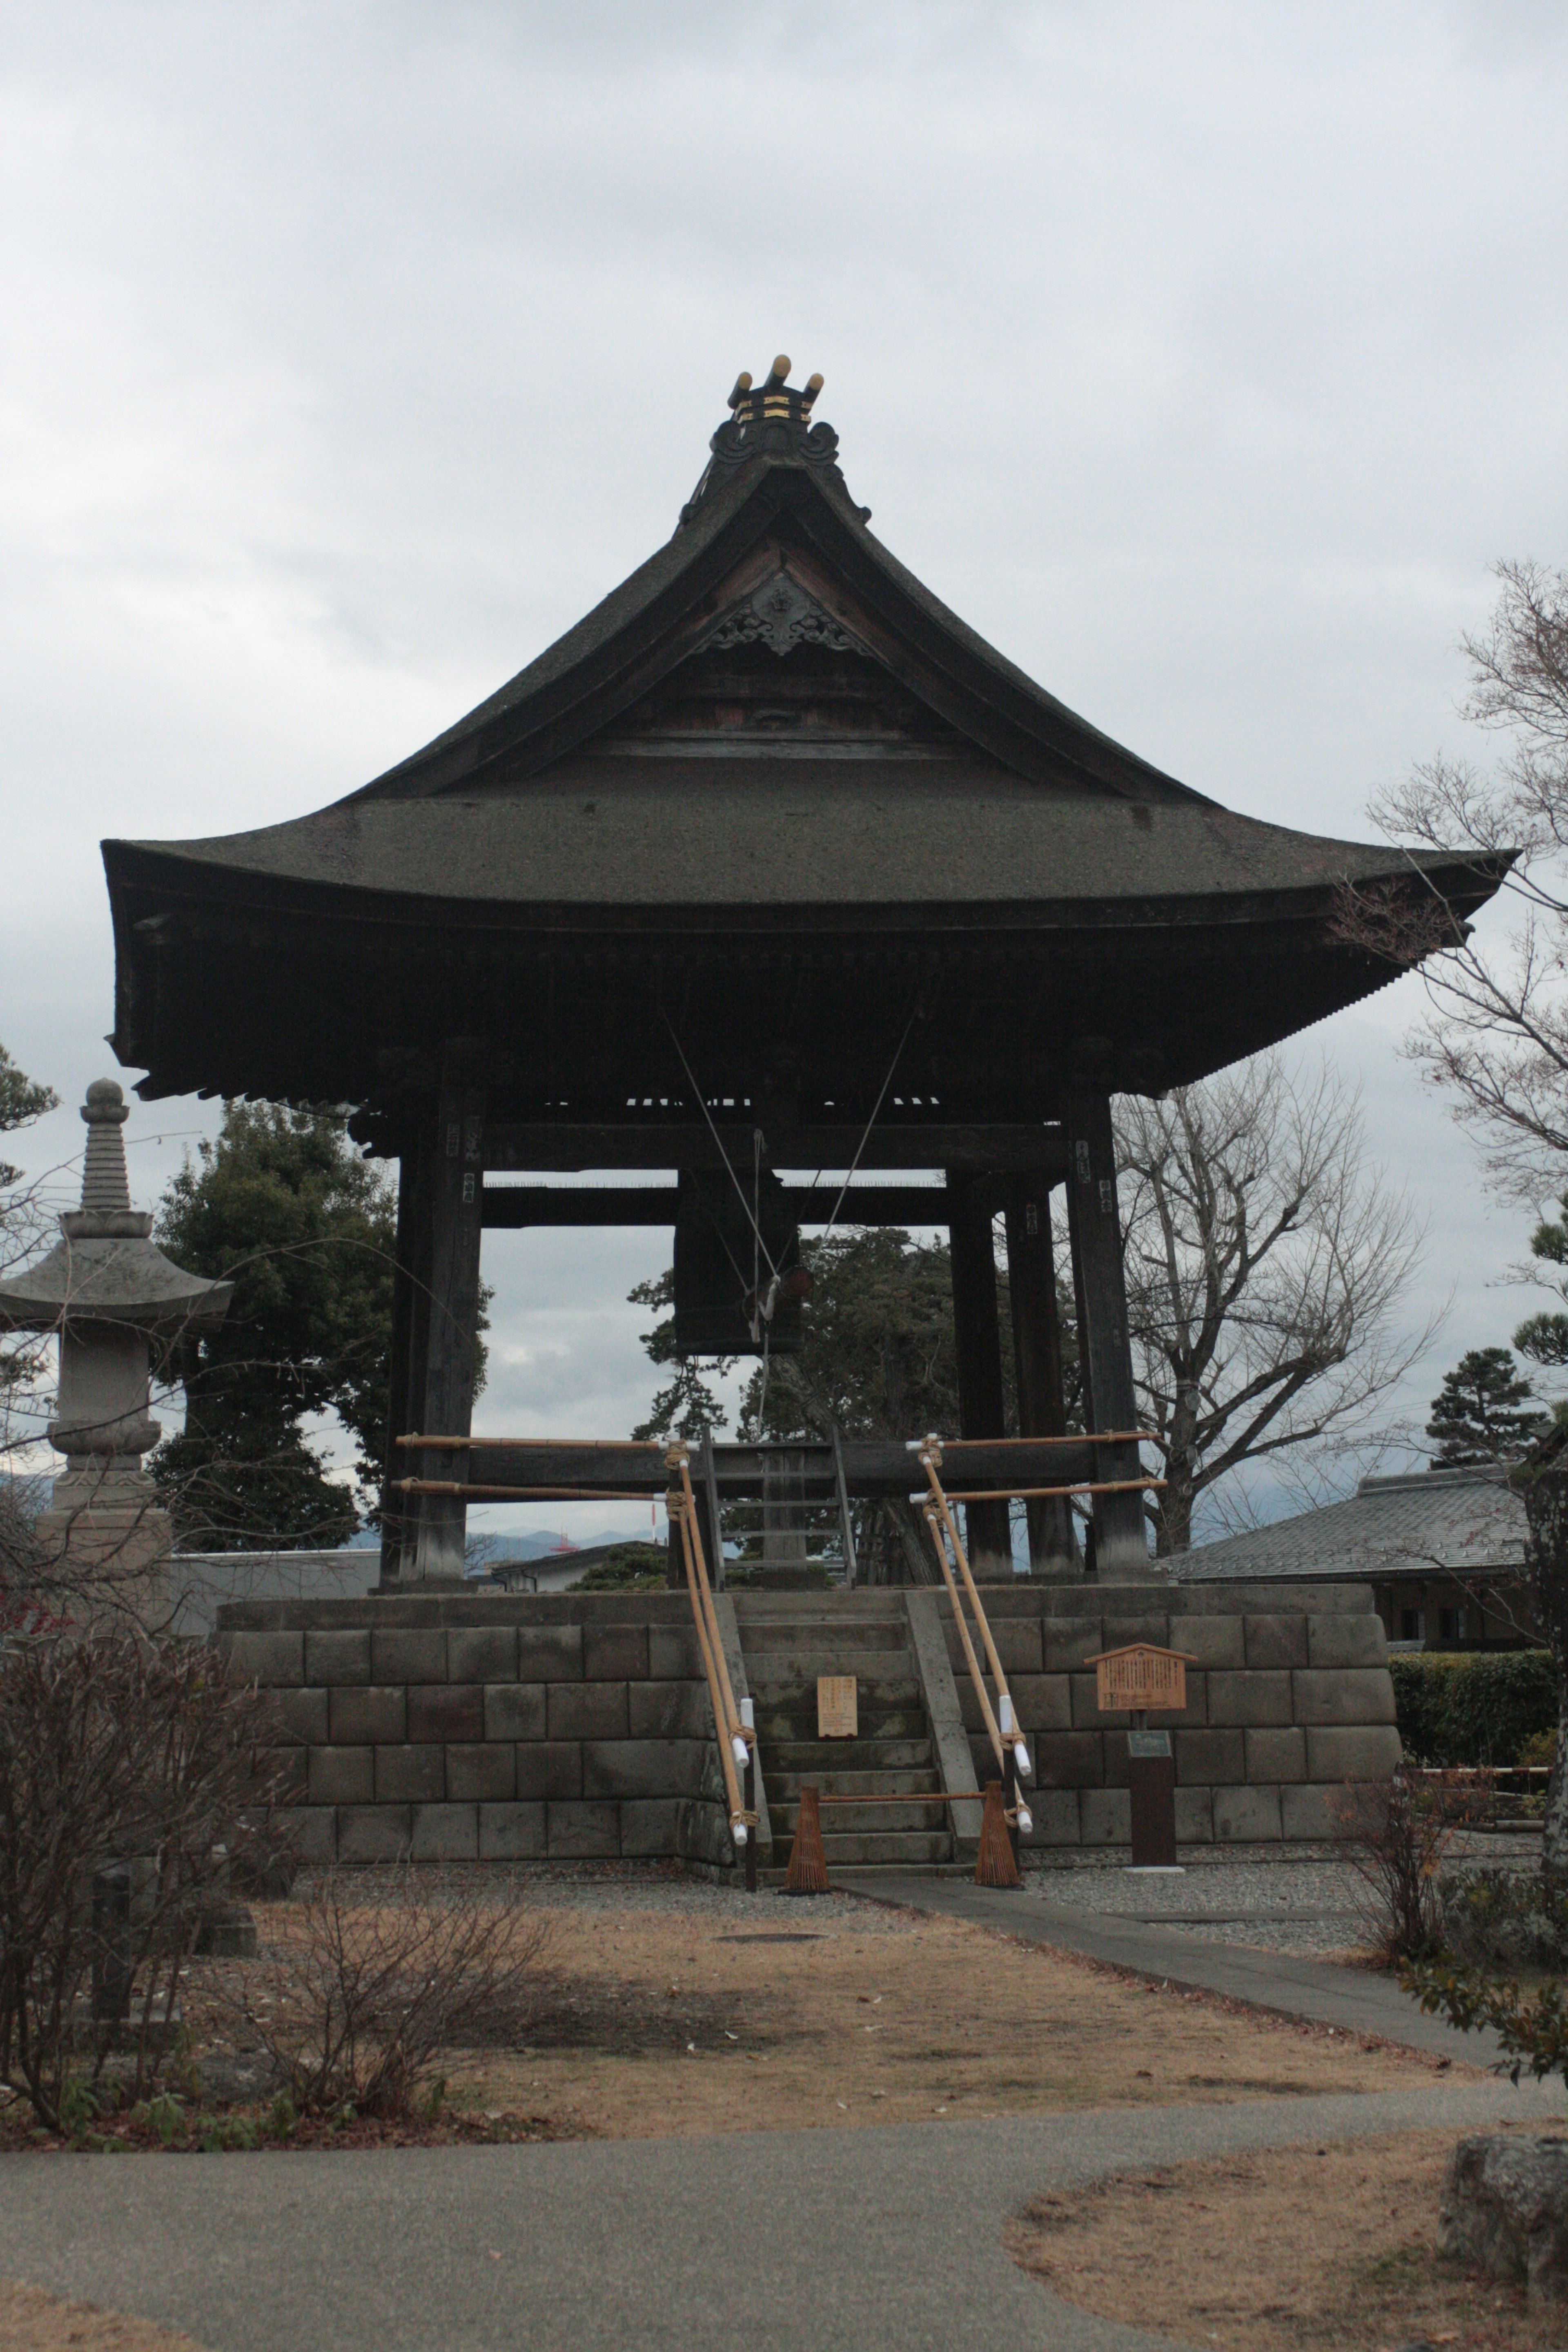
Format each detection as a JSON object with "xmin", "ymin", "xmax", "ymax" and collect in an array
[{"xmin": 679, "ymin": 357, "xmax": 870, "ymax": 527}]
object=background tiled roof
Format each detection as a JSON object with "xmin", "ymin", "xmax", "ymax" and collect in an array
[{"xmin": 1175, "ymin": 1467, "xmax": 1526, "ymax": 1584}]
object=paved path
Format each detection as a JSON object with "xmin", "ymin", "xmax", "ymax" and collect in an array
[
  {"xmin": 3, "ymin": 2080, "xmax": 1562, "ymax": 2352},
  {"xmin": 840, "ymin": 1871, "xmax": 1498, "ymax": 2063}
]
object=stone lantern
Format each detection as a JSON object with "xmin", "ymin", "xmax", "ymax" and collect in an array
[{"xmin": 0, "ymin": 1078, "xmax": 232, "ymax": 1620}]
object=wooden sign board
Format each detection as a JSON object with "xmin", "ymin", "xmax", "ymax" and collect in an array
[
  {"xmin": 1086, "ymin": 1644, "xmax": 1193, "ymax": 1716},
  {"xmin": 817, "ymin": 1675, "xmax": 858, "ymax": 1739}
]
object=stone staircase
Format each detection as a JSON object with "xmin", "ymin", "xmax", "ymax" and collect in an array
[{"xmin": 731, "ymin": 1591, "xmax": 955, "ymax": 1868}]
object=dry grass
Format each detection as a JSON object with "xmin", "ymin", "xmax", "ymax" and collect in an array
[
  {"xmin": 0, "ymin": 2281, "xmax": 208, "ymax": 2350},
  {"xmin": 1007, "ymin": 2126, "xmax": 1546, "ymax": 2351},
  {"xmin": 437, "ymin": 1894, "xmax": 1461, "ymax": 2140}
]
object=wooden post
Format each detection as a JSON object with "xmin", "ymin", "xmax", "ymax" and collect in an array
[
  {"xmin": 945, "ymin": 1171, "xmax": 1013, "ymax": 1580},
  {"xmin": 413, "ymin": 1048, "xmax": 487, "ymax": 1582},
  {"xmin": 1064, "ymin": 1094, "xmax": 1153, "ymax": 1581},
  {"xmin": 1003, "ymin": 1176, "xmax": 1080, "ymax": 1577},
  {"xmin": 378, "ymin": 1124, "xmax": 433, "ymax": 1586}
]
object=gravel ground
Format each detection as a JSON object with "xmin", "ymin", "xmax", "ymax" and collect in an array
[
  {"xmin": 1017, "ymin": 1832, "xmax": 1544, "ymax": 1956},
  {"xmin": 312, "ymin": 1859, "xmax": 923, "ymax": 1936}
]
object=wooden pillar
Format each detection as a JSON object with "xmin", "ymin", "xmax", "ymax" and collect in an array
[
  {"xmin": 413, "ymin": 1048, "xmax": 487, "ymax": 1582},
  {"xmin": 945, "ymin": 1171, "xmax": 1013, "ymax": 1581},
  {"xmin": 377, "ymin": 1123, "xmax": 434, "ymax": 1586},
  {"xmin": 1064, "ymin": 1094, "xmax": 1152, "ymax": 1581},
  {"xmin": 1004, "ymin": 1176, "xmax": 1080, "ymax": 1577}
]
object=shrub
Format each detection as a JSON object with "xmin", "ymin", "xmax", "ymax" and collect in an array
[
  {"xmin": 0, "ymin": 1630, "xmax": 287, "ymax": 2132},
  {"xmin": 1336, "ymin": 1768, "xmax": 1452, "ymax": 1963},
  {"xmin": 572, "ymin": 1545, "xmax": 669, "ymax": 1592},
  {"xmin": 220, "ymin": 1866, "xmax": 550, "ymax": 2119},
  {"xmin": 1389, "ymin": 1649, "xmax": 1557, "ymax": 1766},
  {"xmin": 1439, "ymin": 1867, "xmax": 1568, "ymax": 1970}
]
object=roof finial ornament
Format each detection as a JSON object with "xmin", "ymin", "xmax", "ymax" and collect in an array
[{"xmin": 679, "ymin": 360, "xmax": 869, "ymax": 529}]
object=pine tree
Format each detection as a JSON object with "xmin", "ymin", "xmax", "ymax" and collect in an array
[{"xmin": 1426, "ymin": 1347, "xmax": 1545, "ymax": 1466}]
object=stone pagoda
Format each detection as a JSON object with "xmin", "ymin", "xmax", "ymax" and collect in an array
[{"xmin": 0, "ymin": 1078, "xmax": 232, "ymax": 1621}]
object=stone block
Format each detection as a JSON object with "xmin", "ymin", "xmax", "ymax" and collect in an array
[
  {"xmin": 307, "ymin": 1746, "xmax": 373, "ymax": 1805},
  {"xmin": 548, "ymin": 1682, "xmax": 629, "ymax": 1740},
  {"xmin": 1246, "ymin": 1726, "xmax": 1308, "ymax": 1783},
  {"xmin": 375, "ymin": 1745, "xmax": 444, "ymax": 1803},
  {"xmin": 1293, "ymin": 1668, "xmax": 1396, "ymax": 1726},
  {"xmin": 584, "ymin": 1623, "xmax": 649, "ymax": 1681},
  {"xmin": 1175, "ymin": 1728, "xmax": 1246, "ymax": 1786},
  {"xmin": 484, "ymin": 1684, "xmax": 547, "ymax": 1743},
  {"xmin": 328, "ymin": 1686, "xmax": 407, "ymax": 1745},
  {"xmin": 1207, "ymin": 1670, "xmax": 1294, "ymax": 1728},
  {"xmin": 1244, "ymin": 1615, "xmax": 1308, "ymax": 1670},
  {"xmin": 336, "ymin": 1804, "xmax": 412, "ymax": 1862},
  {"xmin": 371, "ymin": 1629, "xmax": 447, "ymax": 1684},
  {"xmin": 990, "ymin": 1618, "xmax": 1043, "ymax": 1674},
  {"xmin": 1035, "ymin": 1731, "xmax": 1105, "ymax": 1788},
  {"xmin": 263, "ymin": 1686, "xmax": 329, "ymax": 1745},
  {"xmin": 223, "ymin": 1631, "xmax": 304, "ymax": 1688},
  {"xmin": 515, "ymin": 1743, "xmax": 583, "ymax": 1800},
  {"xmin": 517, "ymin": 1626, "xmax": 584, "ymax": 1682},
  {"xmin": 1151, "ymin": 1673, "xmax": 1207, "ymax": 1731},
  {"xmin": 259, "ymin": 1746, "xmax": 307, "ymax": 1801},
  {"xmin": 479, "ymin": 1802, "xmax": 546, "ymax": 1860},
  {"xmin": 1174, "ymin": 1786, "xmax": 1213, "ymax": 1843},
  {"xmin": 1071, "ymin": 1672, "xmax": 1120, "ymax": 1728},
  {"xmin": 628, "ymin": 1681, "xmax": 712, "ymax": 1740},
  {"xmin": 447, "ymin": 1744, "xmax": 515, "ymax": 1802},
  {"xmin": 1101, "ymin": 1613, "xmax": 1171, "ymax": 1652},
  {"xmin": 1307, "ymin": 1613, "xmax": 1388, "ymax": 1669},
  {"xmin": 305, "ymin": 1629, "xmax": 372, "ymax": 1686},
  {"xmin": 649, "ymin": 1624, "xmax": 702, "ymax": 1679},
  {"xmin": 618, "ymin": 1798, "xmax": 684, "ymax": 1856},
  {"xmin": 1170, "ymin": 1615, "xmax": 1245, "ymax": 1669},
  {"xmin": 1441, "ymin": 2133, "xmax": 1568, "ymax": 2307},
  {"xmin": 547, "ymin": 1801, "xmax": 620, "ymax": 1858},
  {"xmin": 409, "ymin": 1804, "xmax": 479, "ymax": 1861},
  {"xmin": 276, "ymin": 1805, "xmax": 336, "ymax": 1865},
  {"xmin": 1079, "ymin": 1788, "xmax": 1131, "ymax": 1844},
  {"xmin": 1214, "ymin": 1784, "xmax": 1283, "ymax": 1841},
  {"xmin": 1042, "ymin": 1618, "xmax": 1102, "ymax": 1671},
  {"xmin": 1019, "ymin": 1787, "xmax": 1080, "ymax": 1846},
  {"xmin": 582, "ymin": 1740, "xmax": 706, "ymax": 1800},
  {"xmin": 449, "ymin": 1627, "xmax": 518, "ymax": 1685},
  {"xmin": 1305, "ymin": 1725, "xmax": 1403, "ymax": 1782},
  {"xmin": 1102, "ymin": 1731, "xmax": 1130, "ymax": 1787},
  {"xmin": 675, "ymin": 1797, "xmax": 735, "ymax": 1869},
  {"xmin": 1281, "ymin": 1783, "xmax": 1344, "ymax": 1840},
  {"xmin": 1004, "ymin": 1674, "xmax": 1071, "ymax": 1733},
  {"xmin": 407, "ymin": 1684, "xmax": 485, "ymax": 1744}
]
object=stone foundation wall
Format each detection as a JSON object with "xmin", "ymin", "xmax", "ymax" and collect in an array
[
  {"xmin": 936, "ymin": 1582, "xmax": 1399, "ymax": 1845},
  {"xmin": 214, "ymin": 1592, "xmax": 733, "ymax": 1869}
]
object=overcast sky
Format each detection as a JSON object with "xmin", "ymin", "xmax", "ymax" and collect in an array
[{"xmin": 4, "ymin": 2, "xmax": 1567, "ymax": 1545}]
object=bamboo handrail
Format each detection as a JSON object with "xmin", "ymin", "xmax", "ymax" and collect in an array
[
  {"xmin": 921, "ymin": 1445, "xmax": 1021, "ymax": 1743},
  {"xmin": 666, "ymin": 1445, "xmax": 753, "ymax": 1852}
]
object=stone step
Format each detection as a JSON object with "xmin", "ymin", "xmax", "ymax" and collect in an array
[
  {"xmin": 752, "ymin": 1711, "xmax": 929, "ymax": 1746},
  {"xmin": 739, "ymin": 1619, "xmax": 909, "ymax": 1653},
  {"xmin": 761, "ymin": 1737, "xmax": 936, "ymax": 1773},
  {"xmin": 764, "ymin": 1767, "xmax": 941, "ymax": 1799},
  {"xmin": 744, "ymin": 1657, "xmax": 922, "ymax": 1702},
  {"xmin": 771, "ymin": 1799, "xmax": 949, "ymax": 1834},
  {"xmin": 816, "ymin": 1831, "xmax": 954, "ymax": 1866}
]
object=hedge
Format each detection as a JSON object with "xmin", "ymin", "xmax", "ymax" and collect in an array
[{"xmin": 1389, "ymin": 1650, "xmax": 1558, "ymax": 1768}]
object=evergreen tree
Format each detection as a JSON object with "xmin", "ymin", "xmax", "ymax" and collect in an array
[
  {"xmin": 1426, "ymin": 1347, "xmax": 1545, "ymax": 1466},
  {"xmin": 151, "ymin": 1105, "xmax": 401, "ymax": 1548}
]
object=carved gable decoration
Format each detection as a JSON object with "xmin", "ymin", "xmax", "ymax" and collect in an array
[{"xmin": 707, "ymin": 573, "xmax": 859, "ymax": 658}]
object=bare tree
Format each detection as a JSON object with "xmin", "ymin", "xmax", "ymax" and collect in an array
[
  {"xmin": 1116, "ymin": 1053, "xmax": 1435, "ymax": 1555},
  {"xmin": 1338, "ymin": 560, "xmax": 1568, "ymax": 1196}
]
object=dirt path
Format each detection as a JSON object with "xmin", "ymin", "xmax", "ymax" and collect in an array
[{"xmin": 0, "ymin": 2281, "xmax": 209, "ymax": 2350}]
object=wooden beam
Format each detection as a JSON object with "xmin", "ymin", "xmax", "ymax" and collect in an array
[
  {"xmin": 945, "ymin": 1171, "xmax": 1013, "ymax": 1580},
  {"xmin": 1065, "ymin": 1093, "xmax": 1152, "ymax": 1581},
  {"xmin": 479, "ymin": 1183, "xmax": 955, "ymax": 1228},
  {"xmin": 1004, "ymin": 1176, "xmax": 1081, "ymax": 1577},
  {"xmin": 483, "ymin": 1123, "xmax": 1068, "ymax": 1175},
  {"xmin": 378, "ymin": 1127, "xmax": 432, "ymax": 1586}
]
